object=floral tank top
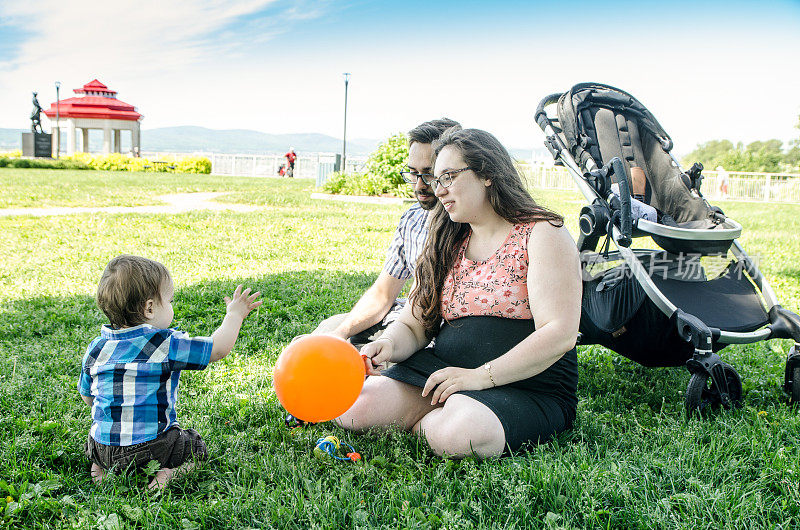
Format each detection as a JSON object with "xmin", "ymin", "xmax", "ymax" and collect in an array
[{"xmin": 441, "ymin": 223, "xmax": 534, "ymax": 321}]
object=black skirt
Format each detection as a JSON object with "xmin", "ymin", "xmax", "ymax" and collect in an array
[{"xmin": 382, "ymin": 316, "xmax": 577, "ymax": 452}]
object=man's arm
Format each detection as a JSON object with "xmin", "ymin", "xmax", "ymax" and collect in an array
[
  {"xmin": 81, "ymin": 394, "xmax": 93, "ymax": 406},
  {"xmin": 330, "ymin": 271, "xmax": 407, "ymax": 340}
]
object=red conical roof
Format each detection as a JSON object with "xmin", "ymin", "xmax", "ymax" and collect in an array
[
  {"xmin": 75, "ymin": 79, "xmax": 117, "ymax": 96},
  {"xmin": 44, "ymin": 79, "xmax": 141, "ymax": 121}
]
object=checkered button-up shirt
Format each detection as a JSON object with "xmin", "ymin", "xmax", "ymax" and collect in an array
[
  {"xmin": 383, "ymin": 203, "xmax": 429, "ymax": 280},
  {"xmin": 78, "ymin": 324, "xmax": 212, "ymax": 446}
]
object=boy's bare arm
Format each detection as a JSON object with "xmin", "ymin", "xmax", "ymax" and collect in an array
[
  {"xmin": 81, "ymin": 394, "xmax": 93, "ymax": 406},
  {"xmin": 210, "ymin": 285, "xmax": 262, "ymax": 362}
]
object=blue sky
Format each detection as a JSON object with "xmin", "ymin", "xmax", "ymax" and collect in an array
[{"xmin": 1, "ymin": 0, "xmax": 799, "ymax": 154}]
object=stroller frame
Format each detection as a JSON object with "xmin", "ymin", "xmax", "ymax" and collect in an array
[{"xmin": 534, "ymin": 83, "xmax": 800, "ymax": 412}]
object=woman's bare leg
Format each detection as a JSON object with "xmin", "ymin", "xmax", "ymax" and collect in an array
[
  {"xmin": 414, "ymin": 394, "xmax": 505, "ymax": 458},
  {"xmin": 336, "ymin": 376, "xmax": 439, "ymax": 432}
]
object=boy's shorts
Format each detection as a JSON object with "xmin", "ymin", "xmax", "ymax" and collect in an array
[{"xmin": 85, "ymin": 425, "xmax": 208, "ymax": 472}]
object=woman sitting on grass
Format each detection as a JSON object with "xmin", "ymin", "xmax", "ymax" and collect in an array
[{"xmin": 336, "ymin": 128, "xmax": 581, "ymax": 457}]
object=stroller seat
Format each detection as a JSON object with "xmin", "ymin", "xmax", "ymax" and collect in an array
[{"xmin": 563, "ymin": 84, "xmax": 740, "ymax": 254}]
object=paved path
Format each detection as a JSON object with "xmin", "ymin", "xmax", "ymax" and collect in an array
[{"xmin": 0, "ymin": 192, "xmax": 259, "ymax": 217}]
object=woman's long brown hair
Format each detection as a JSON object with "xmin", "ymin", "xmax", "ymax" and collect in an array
[{"xmin": 411, "ymin": 128, "xmax": 564, "ymax": 339}]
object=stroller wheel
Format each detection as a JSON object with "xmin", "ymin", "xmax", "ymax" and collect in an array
[
  {"xmin": 685, "ymin": 362, "xmax": 742, "ymax": 415},
  {"xmin": 790, "ymin": 367, "xmax": 800, "ymax": 405}
]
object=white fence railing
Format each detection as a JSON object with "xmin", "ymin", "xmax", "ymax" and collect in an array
[
  {"xmin": 141, "ymin": 151, "xmax": 368, "ymax": 183},
  {"xmin": 519, "ymin": 166, "xmax": 800, "ymax": 203},
  {"xmin": 208, "ymin": 153, "xmax": 367, "ymax": 182}
]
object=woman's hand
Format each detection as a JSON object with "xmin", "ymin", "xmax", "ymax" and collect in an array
[
  {"xmin": 360, "ymin": 338, "xmax": 393, "ymax": 376},
  {"xmin": 422, "ymin": 367, "xmax": 491, "ymax": 405}
]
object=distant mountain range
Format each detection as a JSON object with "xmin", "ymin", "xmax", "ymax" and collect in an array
[{"xmin": 0, "ymin": 126, "xmax": 544, "ymax": 161}]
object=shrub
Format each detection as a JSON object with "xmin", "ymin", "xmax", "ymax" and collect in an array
[
  {"xmin": 176, "ymin": 156, "xmax": 212, "ymax": 174},
  {"xmin": 363, "ymin": 133, "xmax": 408, "ymax": 189},
  {"xmin": 125, "ymin": 157, "xmax": 150, "ymax": 172},
  {"xmin": 8, "ymin": 158, "xmax": 90, "ymax": 170},
  {"xmin": 321, "ymin": 171, "xmax": 349, "ymax": 194},
  {"xmin": 66, "ymin": 152, "xmax": 94, "ymax": 165},
  {"xmin": 57, "ymin": 153, "xmax": 210, "ymax": 173},
  {"xmin": 54, "ymin": 159, "xmax": 91, "ymax": 170},
  {"xmin": 0, "ymin": 152, "xmax": 211, "ymax": 173},
  {"xmin": 321, "ymin": 133, "xmax": 414, "ymax": 197},
  {"xmin": 89, "ymin": 153, "xmax": 132, "ymax": 171}
]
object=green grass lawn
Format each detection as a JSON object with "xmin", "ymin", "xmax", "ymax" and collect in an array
[
  {"xmin": 1, "ymin": 169, "xmax": 799, "ymax": 528},
  {"xmin": 0, "ymin": 168, "xmax": 273, "ymax": 209}
]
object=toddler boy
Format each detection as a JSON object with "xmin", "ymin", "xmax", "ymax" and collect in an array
[{"xmin": 79, "ymin": 254, "xmax": 261, "ymax": 490}]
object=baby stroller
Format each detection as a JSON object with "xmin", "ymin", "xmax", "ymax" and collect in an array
[{"xmin": 534, "ymin": 82, "xmax": 800, "ymax": 413}]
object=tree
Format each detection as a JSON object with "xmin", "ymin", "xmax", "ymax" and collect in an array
[
  {"xmin": 684, "ymin": 136, "xmax": 795, "ymax": 173},
  {"xmin": 363, "ymin": 133, "xmax": 408, "ymax": 188},
  {"xmin": 788, "ymin": 114, "xmax": 800, "ymax": 170},
  {"xmin": 322, "ymin": 133, "xmax": 411, "ymax": 196},
  {"xmin": 785, "ymin": 145, "xmax": 800, "ymax": 169},
  {"xmin": 682, "ymin": 139, "xmax": 734, "ymax": 169},
  {"xmin": 747, "ymin": 139, "xmax": 783, "ymax": 157}
]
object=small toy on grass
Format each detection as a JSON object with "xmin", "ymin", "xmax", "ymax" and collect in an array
[{"xmin": 314, "ymin": 435, "xmax": 361, "ymax": 462}]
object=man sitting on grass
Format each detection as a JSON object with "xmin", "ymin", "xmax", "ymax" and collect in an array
[
  {"xmin": 79, "ymin": 254, "xmax": 261, "ymax": 490},
  {"xmin": 310, "ymin": 118, "xmax": 461, "ymax": 347}
]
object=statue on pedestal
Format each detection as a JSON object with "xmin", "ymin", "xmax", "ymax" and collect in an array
[{"xmin": 31, "ymin": 92, "xmax": 44, "ymax": 133}]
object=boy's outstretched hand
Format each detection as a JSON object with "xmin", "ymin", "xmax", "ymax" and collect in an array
[
  {"xmin": 210, "ymin": 285, "xmax": 263, "ymax": 362},
  {"xmin": 224, "ymin": 285, "xmax": 262, "ymax": 320}
]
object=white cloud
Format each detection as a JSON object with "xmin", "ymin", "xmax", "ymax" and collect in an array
[
  {"xmin": 0, "ymin": 0, "xmax": 318, "ymax": 128},
  {"xmin": 1, "ymin": 0, "xmax": 280, "ymax": 74}
]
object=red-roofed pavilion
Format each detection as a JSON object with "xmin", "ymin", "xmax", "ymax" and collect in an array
[{"xmin": 44, "ymin": 79, "xmax": 143, "ymax": 156}]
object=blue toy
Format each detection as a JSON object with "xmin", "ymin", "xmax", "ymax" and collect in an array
[{"xmin": 314, "ymin": 435, "xmax": 361, "ymax": 462}]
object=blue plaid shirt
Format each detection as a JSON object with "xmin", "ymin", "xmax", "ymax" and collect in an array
[
  {"xmin": 383, "ymin": 203, "xmax": 429, "ymax": 280},
  {"xmin": 78, "ymin": 324, "xmax": 212, "ymax": 446}
]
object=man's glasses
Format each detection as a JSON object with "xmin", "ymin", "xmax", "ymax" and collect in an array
[
  {"xmin": 422, "ymin": 167, "xmax": 471, "ymax": 190},
  {"xmin": 400, "ymin": 171, "xmax": 433, "ymax": 184}
]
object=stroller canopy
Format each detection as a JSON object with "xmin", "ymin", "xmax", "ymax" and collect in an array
[{"xmin": 557, "ymin": 82, "xmax": 715, "ymax": 227}]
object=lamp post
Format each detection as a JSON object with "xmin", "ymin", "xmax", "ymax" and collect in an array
[
  {"xmin": 54, "ymin": 81, "xmax": 61, "ymax": 159},
  {"xmin": 342, "ymin": 73, "xmax": 350, "ymax": 173}
]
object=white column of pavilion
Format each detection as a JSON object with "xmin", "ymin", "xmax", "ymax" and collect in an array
[{"xmin": 52, "ymin": 118, "xmax": 141, "ymax": 156}]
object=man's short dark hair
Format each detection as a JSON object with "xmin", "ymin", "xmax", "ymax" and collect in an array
[
  {"xmin": 408, "ymin": 118, "xmax": 461, "ymax": 146},
  {"xmin": 96, "ymin": 255, "xmax": 171, "ymax": 328}
]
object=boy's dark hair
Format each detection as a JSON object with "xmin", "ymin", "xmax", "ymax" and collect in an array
[
  {"xmin": 408, "ymin": 118, "xmax": 461, "ymax": 146},
  {"xmin": 96, "ymin": 255, "xmax": 171, "ymax": 328}
]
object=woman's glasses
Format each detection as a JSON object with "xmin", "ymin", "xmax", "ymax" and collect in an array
[{"xmin": 422, "ymin": 167, "xmax": 471, "ymax": 190}]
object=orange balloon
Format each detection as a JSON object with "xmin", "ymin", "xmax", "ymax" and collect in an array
[{"xmin": 273, "ymin": 335, "xmax": 366, "ymax": 422}]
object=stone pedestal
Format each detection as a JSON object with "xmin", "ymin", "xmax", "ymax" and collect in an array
[{"xmin": 21, "ymin": 132, "xmax": 53, "ymax": 158}]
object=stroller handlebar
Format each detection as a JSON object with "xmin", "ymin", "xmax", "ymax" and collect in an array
[
  {"xmin": 535, "ymin": 93, "xmax": 563, "ymax": 132},
  {"xmin": 608, "ymin": 157, "xmax": 633, "ymax": 247}
]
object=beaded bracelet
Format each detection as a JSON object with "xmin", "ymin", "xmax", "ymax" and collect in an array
[{"xmin": 483, "ymin": 363, "xmax": 497, "ymax": 387}]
